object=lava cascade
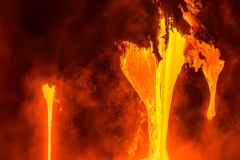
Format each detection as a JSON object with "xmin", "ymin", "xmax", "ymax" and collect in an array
[
  {"xmin": 119, "ymin": 4, "xmax": 224, "ymax": 159},
  {"xmin": 119, "ymin": 16, "xmax": 185, "ymax": 159},
  {"xmin": 42, "ymin": 84, "xmax": 55, "ymax": 160}
]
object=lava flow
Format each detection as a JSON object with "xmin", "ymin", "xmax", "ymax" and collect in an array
[
  {"xmin": 119, "ymin": 16, "xmax": 186, "ymax": 160},
  {"xmin": 42, "ymin": 84, "xmax": 55, "ymax": 160},
  {"xmin": 181, "ymin": 2, "xmax": 225, "ymax": 120},
  {"xmin": 183, "ymin": 35, "xmax": 224, "ymax": 120},
  {"xmin": 119, "ymin": 6, "xmax": 224, "ymax": 160}
]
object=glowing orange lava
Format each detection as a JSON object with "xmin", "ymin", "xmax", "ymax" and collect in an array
[
  {"xmin": 184, "ymin": 35, "xmax": 224, "ymax": 119},
  {"xmin": 42, "ymin": 84, "xmax": 55, "ymax": 160},
  {"xmin": 119, "ymin": 6, "xmax": 224, "ymax": 159},
  {"xmin": 182, "ymin": 0, "xmax": 224, "ymax": 119},
  {"xmin": 120, "ymin": 15, "xmax": 185, "ymax": 160}
]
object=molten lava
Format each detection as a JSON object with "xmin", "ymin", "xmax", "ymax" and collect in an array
[
  {"xmin": 120, "ymin": 16, "xmax": 185, "ymax": 160},
  {"xmin": 119, "ymin": 7, "xmax": 224, "ymax": 160},
  {"xmin": 181, "ymin": 0, "xmax": 224, "ymax": 119},
  {"xmin": 42, "ymin": 84, "xmax": 55, "ymax": 160},
  {"xmin": 184, "ymin": 35, "xmax": 224, "ymax": 120}
]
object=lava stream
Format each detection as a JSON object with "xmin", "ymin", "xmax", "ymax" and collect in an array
[
  {"xmin": 42, "ymin": 84, "xmax": 55, "ymax": 160},
  {"xmin": 119, "ymin": 9, "xmax": 224, "ymax": 159},
  {"xmin": 120, "ymin": 17, "xmax": 185, "ymax": 160},
  {"xmin": 181, "ymin": 2, "xmax": 225, "ymax": 119}
]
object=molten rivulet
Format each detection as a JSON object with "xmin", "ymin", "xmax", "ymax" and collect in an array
[{"xmin": 42, "ymin": 84, "xmax": 55, "ymax": 160}]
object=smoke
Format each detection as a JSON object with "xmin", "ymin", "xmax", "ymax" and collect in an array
[
  {"xmin": 1, "ymin": 0, "xmax": 240, "ymax": 159},
  {"xmin": 0, "ymin": 0, "xmax": 156, "ymax": 159}
]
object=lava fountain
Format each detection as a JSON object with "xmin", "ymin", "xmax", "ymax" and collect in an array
[
  {"xmin": 119, "ymin": 7, "xmax": 224, "ymax": 160},
  {"xmin": 119, "ymin": 16, "xmax": 186, "ymax": 160},
  {"xmin": 42, "ymin": 84, "xmax": 55, "ymax": 160}
]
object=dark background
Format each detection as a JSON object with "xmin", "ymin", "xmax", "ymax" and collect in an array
[{"xmin": 0, "ymin": 0, "xmax": 240, "ymax": 159}]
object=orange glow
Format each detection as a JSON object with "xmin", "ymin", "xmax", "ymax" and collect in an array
[
  {"xmin": 184, "ymin": 35, "xmax": 224, "ymax": 119},
  {"xmin": 120, "ymin": 15, "xmax": 186, "ymax": 159},
  {"xmin": 119, "ymin": 6, "xmax": 224, "ymax": 158},
  {"xmin": 42, "ymin": 84, "xmax": 55, "ymax": 160},
  {"xmin": 182, "ymin": 0, "xmax": 224, "ymax": 119}
]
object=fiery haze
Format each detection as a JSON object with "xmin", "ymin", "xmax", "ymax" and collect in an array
[{"xmin": 1, "ymin": 0, "xmax": 240, "ymax": 160}]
